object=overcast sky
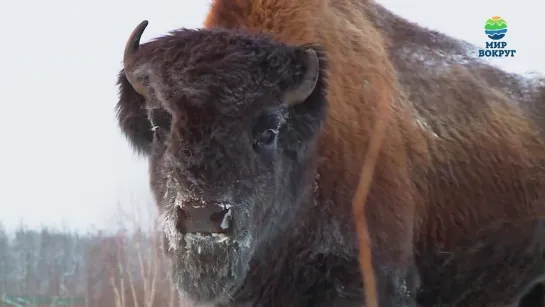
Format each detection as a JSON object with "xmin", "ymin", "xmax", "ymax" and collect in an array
[{"xmin": 0, "ymin": 0, "xmax": 542, "ymax": 232}]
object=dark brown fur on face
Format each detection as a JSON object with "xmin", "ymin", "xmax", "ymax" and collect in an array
[
  {"xmin": 115, "ymin": 1, "xmax": 545, "ymax": 307},
  {"xmin": 116, "ymin": 25, "xmax": 336, "ymax": 306}
]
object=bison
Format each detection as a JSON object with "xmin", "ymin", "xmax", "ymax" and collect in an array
[{"xmin": 115, "ymin": 0, "xmax": 545, "ymax": 306}]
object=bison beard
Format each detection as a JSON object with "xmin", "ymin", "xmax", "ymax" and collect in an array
[{"xmin": 115, "ymin": 0, "xmax": 545, "ymax": 306}]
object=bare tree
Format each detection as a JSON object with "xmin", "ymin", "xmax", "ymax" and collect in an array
[{"xmin": 2, "ymin": 200, "xmax": 187, "ymax": 307}]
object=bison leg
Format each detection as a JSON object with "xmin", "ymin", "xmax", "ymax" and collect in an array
[
  {"xmin": 416, "ymin": 220, "xmax": 545, "ymax": 306},
  {"xmin": 361, "ymin": 190, "xmax": 420, "ymax": 305},
  {"xmin": 371, "ymin": 262, "xmax": 419, "ymax": 307},
  {"xmin": 519, "ymin": 282, "xmax": 545, "ymax": 307}
]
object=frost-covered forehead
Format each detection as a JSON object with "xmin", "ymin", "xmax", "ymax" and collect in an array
[
  {"xmin": 129, "ymin": 28, "xmax": 312, "ymax": 114},
  {"xmin": 117, "ymin": 20, "xmax": 324, "ymax": 159}
]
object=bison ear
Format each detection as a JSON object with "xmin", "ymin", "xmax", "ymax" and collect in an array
[{"xmin": 116, "ymin": 70, "xmax": 153, "ymax": 155}]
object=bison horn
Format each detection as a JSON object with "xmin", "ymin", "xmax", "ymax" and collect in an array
[
  {"xmin": 123, "ymin": 20, "xmax": 149, "ymax": 97},
  {"xmin": 284, "ymin": 48, "xmax": 320, "ymax": 106}
]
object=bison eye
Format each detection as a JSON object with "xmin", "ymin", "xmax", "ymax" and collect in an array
[
  {"xmin": 149, "ymin": 109, "xmax": 171, "ymax": 143},
  {"xmin": 151, "ymin": 125, "xmax": 166, "ymax": 142},
  {"xmin": 253, "ymin": 129, "xmax": 277, "ymax": 150}
]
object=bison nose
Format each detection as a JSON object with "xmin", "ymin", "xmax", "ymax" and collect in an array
[{"xmin": 178, "ymin": 201, "xmax": 233, "ymax": 234}]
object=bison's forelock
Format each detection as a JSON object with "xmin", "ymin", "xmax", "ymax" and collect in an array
[{"xmin": 116, "ymin": 21, "xmax": 328, "ymax": 304}]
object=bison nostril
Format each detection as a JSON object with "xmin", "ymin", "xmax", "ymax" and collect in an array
[
  {"xmin": 178, "ymin": 202, "xmax": 233, "ymax": 234},
  {"xmin": 210, "ymin": 208, "xmax": 233, "ymax": 230},
  {"xmin": 175, "ymin": 207, "xmax": 191, "ymax": 233}
]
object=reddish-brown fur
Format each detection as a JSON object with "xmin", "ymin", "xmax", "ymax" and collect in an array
[{"xmin": 204, "ymin": 0, "xmax": 545, "ymax": 306}]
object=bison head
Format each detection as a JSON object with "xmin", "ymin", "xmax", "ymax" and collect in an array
[{"xmin": 115, "ymin": 21, "xmax": 328, "ymax": 303}]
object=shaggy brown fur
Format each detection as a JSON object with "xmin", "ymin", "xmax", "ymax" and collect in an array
[{"xmin": 203, "ymin": 0, "xmax": 545, "ymax": 306}]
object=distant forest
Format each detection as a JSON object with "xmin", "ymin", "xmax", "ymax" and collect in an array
[{"xmin": 0, "ymin": 222, "xmax": 188, "ymax": 307}]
